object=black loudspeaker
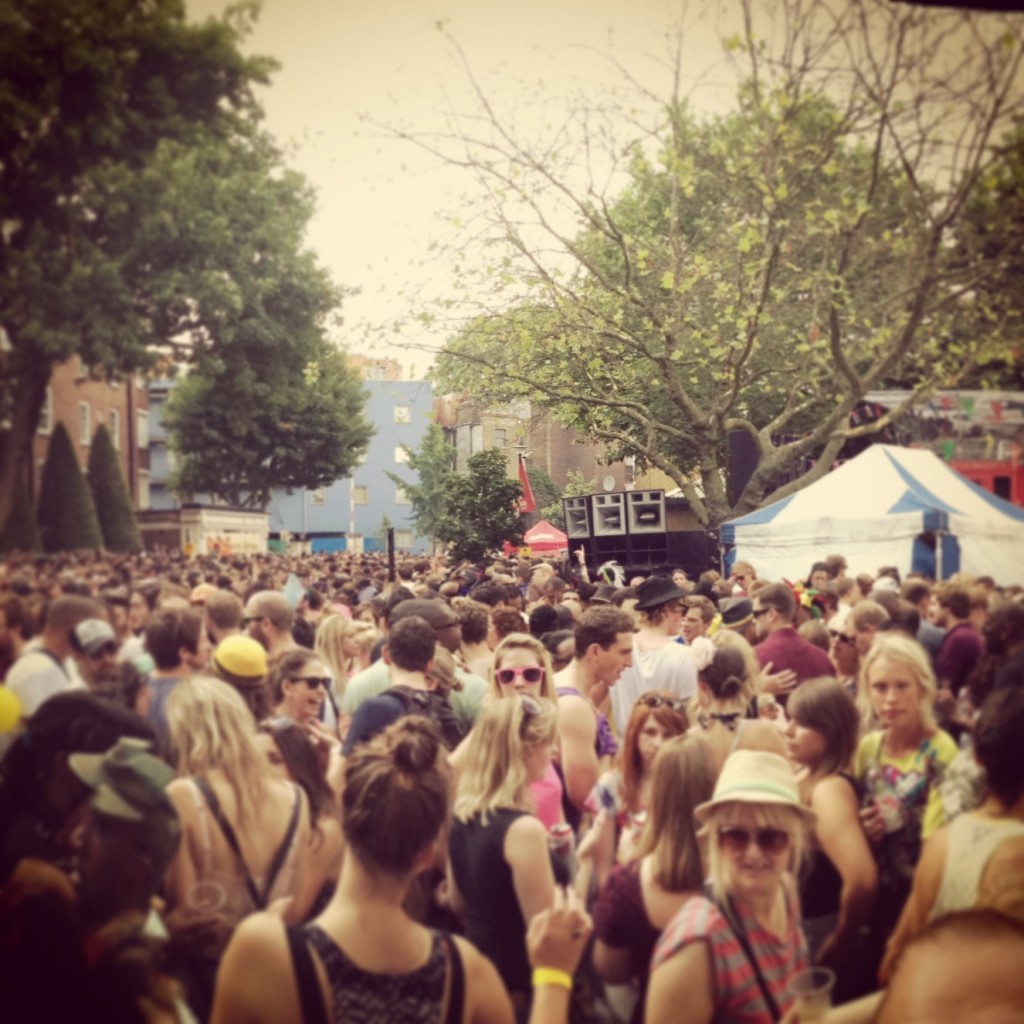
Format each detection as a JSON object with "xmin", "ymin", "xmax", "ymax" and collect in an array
[{"xmin": 563, "ymin": 496, "xmax": 592, "ymax": 540}]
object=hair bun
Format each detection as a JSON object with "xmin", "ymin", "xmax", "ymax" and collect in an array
[
  {"xmin": 720, "ymin": 675, "xmax": 744, "ymax": 701},
  {"xmin": 390, "ymin": 718, "xmax": 442, "ymax": 774}
]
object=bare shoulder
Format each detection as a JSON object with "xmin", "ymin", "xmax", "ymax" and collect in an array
[
  {"xmin": 505, "ymin": 812, "xmax": 548, "ymax": 847},
  {"xmin": 212, "ymin": 913, "xmax": 296, "ymax": 1024}
]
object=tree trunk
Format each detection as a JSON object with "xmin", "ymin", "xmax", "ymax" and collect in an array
[{"xmin": 0, "ymin": 363, "xmax": 50, "ymax": 543}]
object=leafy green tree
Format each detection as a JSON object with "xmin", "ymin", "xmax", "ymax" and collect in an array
[
  {"xmin": 37, "ymin": 424, "xmax": 103, "ymax": 552},
  {"xmin": 387, "ymin": 422, "xmax": 457, "ymax": 551},
  {"xmin": 164, "ymin": 345, "xmax": 372, "ymax": 509},
  {"xmin": 405, "ymin": 2, "xmax": 1024, "ymax": 527},
  {"xmin": 0, "ymin": 486, "xmax": 41, "ymax": 554},
  {"xmin": 86, "ymin": 424, "xmax": 141, "ymax": 552},
  {"xmin": 538, "ymin": 470, "xmax": 598, "ymax": 530},
  {"xmin": 0, "ymin": 0, "xmax": 289, "ymax": 535},
  {"xmin": 435, "ymin": 449, "xmax": 524, "ymax": 563},
  {"xmin": 525, "ymin": 463, "xmax": 560, "ymax": 526}
]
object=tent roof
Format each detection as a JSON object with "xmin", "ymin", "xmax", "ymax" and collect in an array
[
  {"xmin": 721, "ymin": 445, "xmax": 1024, "ymax": 583},
  {"xmin": 523, "ymin": 520, "xmax": 568, "ymax": 550}
]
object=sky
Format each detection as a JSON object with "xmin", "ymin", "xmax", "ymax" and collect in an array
[{"xmin": 185, "ymin": 0, "xmax": 743, "ymax": 376}]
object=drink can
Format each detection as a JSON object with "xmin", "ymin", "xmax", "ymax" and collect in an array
[{"xmin": 548, "ymin": 822, "xmax": 574, "ymax": 861}]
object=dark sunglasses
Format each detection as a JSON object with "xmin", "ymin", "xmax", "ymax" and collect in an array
[
  {"xmin": 288, "ymin": 675, "xmax": 330, "ymax": 691},
  {"xmin": 752, "ymin": 608, "xmax": 771, "ymax": 618},
  {"xmin": 718, "ymin": 826, "xmax": 791, "ymax": 855},
  {"xmin": 828, "ymin": 630, "xmax": 855, "ymax": 646},
  {"xmin": 496, "ymin": 666, "xmax": 545, "ymax": 686},
  {"xmin": 639, "ymin": 693, "xmax": 687, "ymax": 712}
]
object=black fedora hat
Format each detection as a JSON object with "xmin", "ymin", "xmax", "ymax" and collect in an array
[{"xmin": 634, "ymin": 576, "xmax": 688, "ymax": 611}]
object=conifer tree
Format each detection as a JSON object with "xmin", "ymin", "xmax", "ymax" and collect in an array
[
  {"xmin": 87, "ymin": 424, "xmax": 142, "ymax": 552},
  {"xmin": 37, "ymin": 424, "xmax": 103, "ymax": 552}
]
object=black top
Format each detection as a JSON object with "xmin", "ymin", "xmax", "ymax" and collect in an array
[
  {"xmin": 449, "ymin": 808, "xmax": 532, "ymax": 995},
  {"xmin": 800, "ymin": 773, "xmax": 857, "ymax": 919}
]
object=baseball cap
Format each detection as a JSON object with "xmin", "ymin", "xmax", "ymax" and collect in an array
[
  {"xmin": 71, "ymin": 619, "xmax": 117, "ymax": 657},
  {"xmin": 212, "ymin": 635, "xmax": 268, "ymax": 688}
]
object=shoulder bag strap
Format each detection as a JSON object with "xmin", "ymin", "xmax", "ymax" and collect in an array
[
  {"xmin": 717, "ymin": 896, "xmax": 782, "ymax": 1023},
  {"xmin": 260, "ymin": 783, "xmax": 303, "ymax": 906},
  {"xmin": 286, "ymin": 925, "xmax": 330, "ymax": 1024},
  {"xmin": 192, "ymin": 775, "xmax": 262, "ymax": 908},
  {"xmin": 440, "ymin": 932, "xmax": 465, "ymax": 1024}
]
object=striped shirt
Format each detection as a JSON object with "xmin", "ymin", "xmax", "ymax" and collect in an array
[{"xmin": 652, "ymin": 892, "xmax": 809, "ymax": 1023}]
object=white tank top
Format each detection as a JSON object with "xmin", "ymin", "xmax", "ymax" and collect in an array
[{"xmin": 930, "ymin": 811, "xmax": 1024, "ymax": 921}]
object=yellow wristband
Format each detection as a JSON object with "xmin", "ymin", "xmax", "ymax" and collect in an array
[{"xmin": 532, "ymin": 967, "xmax": 573, "ymax": 990}]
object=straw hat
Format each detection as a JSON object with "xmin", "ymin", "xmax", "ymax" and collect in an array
[{"xmin": 695, "ymin": 750, "xmax": 816, "ymax": 824}]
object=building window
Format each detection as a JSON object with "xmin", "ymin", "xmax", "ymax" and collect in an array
[
  {"xmin": 108, "ymin": 408, "xmax": 121, "ymax": 451},
  {"xmin": 395, "ymin": 446, "xmax": 410, "ymax": 464},
  {"xmin": 470, "ymin": 424, "xmax": 484, "ymax": 453},
  {"xmin": 79, "ymin": 402, "xmax": 91, "ymax": 445},
  {"xmin": 310, "ymin": 486, "xmax": 326, "ymax": 506},
  {"xmin": 38, "ymin": 388, "xmax": 53, "ymax": 435},
  {"xmin": 353, "ymin": 485, "xmax": 368, "ymax": 505},
  {"xmin": 492, "ymin": 427, "xmax": 507, "ymax": 448},
  {"xmin": 365, "ymin": 364, "xmax": 386, "ymax": 381},
  {"xmin": 395, "ymin": 529, "xmax": 414, "ymax": 549},
  {"xmin": 136, "ymin": 411, "xmax": 150, "ymax": 449},
  {"xmin": 394, "ymin": 405, "xmax": 411, "ymax": 424},
  {"xmin": 138, "ymin": 470, "xmax": 150, "ymax": 510},
  {"xmin": 395, "ymin": 486, "xmax": 410, "ymax": 505}
]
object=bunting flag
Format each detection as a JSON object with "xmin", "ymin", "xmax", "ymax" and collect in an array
[{"xmin": 518, "ymin": 454, "xmax": 536, "ymax": 513}]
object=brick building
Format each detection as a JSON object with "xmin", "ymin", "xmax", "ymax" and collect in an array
[{"xmin": 33, "ymin": 356, "xmax": 151, "ymax": 506}]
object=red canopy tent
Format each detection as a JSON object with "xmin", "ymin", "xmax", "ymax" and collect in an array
[{"xmin": 522, "ymin": 519, "xmax": 569, "ymax": 552}]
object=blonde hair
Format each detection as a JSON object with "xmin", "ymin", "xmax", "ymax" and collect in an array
[
  {"xmin": 166, "ymin": 675, "xmax": 272, "ymax": 823},
  {"xmin": 858, "ymin": 632, "xmax": 938, "ymax": 732},
  {"xmin": 315, "ymin": 614, "xmax": 381, "ymax": 687},
  {"xmin": 487, "ymin": 633, "xmax": 556, "ymax": 702},
  {"xmin": 703, "ymin": 801, "xmax": 807, "ymax": 902},
  {"xmin": 454, "ymin": 696, "xmax": 558, "ymax": 825}
]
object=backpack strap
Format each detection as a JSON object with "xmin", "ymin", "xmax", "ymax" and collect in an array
[
  {"xmin": 286, "ymin": 925, "xmax": 329, "ymax": 1024},
  {"xmin": 439, "ymin": 932, "xmax": 465, "ymax": 1024},
  {"xmin": 192, "ymin": 776, "xmax": 262, "ymax": 908}
]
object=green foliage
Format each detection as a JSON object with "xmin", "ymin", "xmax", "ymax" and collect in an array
[
  {"xmin": 421, "ymin": 4, "xmax": 1024, "ymax": 526},
  {"xmin": 525, "ymin": 463, "xmax": 560, "ymax": 524},
  {"xmin": 387, "ymin": 423, "xmax": 456, "ymax": 547},
  {"xmin": 86, "ymin": 424, "xmax": 141, "ymax": 552},
  {"xmin": 37, "ymin": 424, "xmax": 103, "ymax": 552},
  {"xmin": 164, "ymin": 344, "xmax": 372, "ymax": 509},
  {"xmin": 434, "ymin": 449, "xmax": 524, "ymax": 563},
  {"xmin": 538, "ymin": 470, "xmax": 598, "ymax": 530},
  {"xmin": 0, "ymin": 486, "xmax": 41, "ymax": 554}
]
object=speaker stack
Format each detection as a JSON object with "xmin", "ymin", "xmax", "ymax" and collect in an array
[{"xmin": 563, "ymin": 490, "xmax": 668, "ymax": 571}]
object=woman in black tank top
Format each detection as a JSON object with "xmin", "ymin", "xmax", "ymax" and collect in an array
[{"xmin": 211, "ymin": 718, "xmax": 514, "ymax": 1024}]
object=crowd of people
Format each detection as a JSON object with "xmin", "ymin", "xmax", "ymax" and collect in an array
[{"xmin": 0, "ymin": 545, "xmax": 1023, "ymax": 1023}]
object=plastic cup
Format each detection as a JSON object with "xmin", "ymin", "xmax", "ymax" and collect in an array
[{"xmin": 790, "ymin": 966, "xmax": 836, "ymax": 1022}]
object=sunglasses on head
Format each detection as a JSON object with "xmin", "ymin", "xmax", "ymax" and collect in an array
[
  {"xmin": 639, "ymin": 693, "xmax": 687, "ymax": 712},
  {"xmin": 828, "ymin": 630, "xmax": 855, "ymax": 646},
  {"xmin": 288, "ymin": 675, "xmax": 330, "ymax": 691},
  {"xmin": 717, "ymin": 825, "xmax": 791, "ymax": 856},
  {"xmin": 496, "ymin": 666, "xmax": 545, "ymax": 686}
]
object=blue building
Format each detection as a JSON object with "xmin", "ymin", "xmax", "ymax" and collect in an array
[
  {"xmin": 265, "ymin": 379, "xmax": 435, "ymax": 554},
  {"xmin": 147, "ymin": 375, "xmax": 435, "ymax": 555}
]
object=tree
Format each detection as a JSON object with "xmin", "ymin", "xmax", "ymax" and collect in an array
[
  {"xmin": 434, "ymin": 449, "xmax": 524, "ymax": 563},
  {"xmin": 525, "ymin": 462, "xmax": 560, "ymax": 526},
  {"xmin": 387, "ymin": 422, "xmax": 457, "ymax": 550},
  {"xmin": 86, "ymin": 424, "xmax": 141, "ymax": 552},
  {"xmin": 163, "ymin": 344, "xmax": 372, "ymax": 509},
  {"xmin": 0, "ymin": 0, "xmax": 290, "ymax": 535},
  {"xmin": 37, "ymin": 424, "xmax": 103, "ymax": 552},
  {"xmin": 400, "ymin": 2, "xmax": 1024, "ymax": 527},
  {"xmin": 538, "ymin": 470, "xmax": 598, "ymax": 530}
]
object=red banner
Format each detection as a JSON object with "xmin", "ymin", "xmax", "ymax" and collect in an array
[{"xmin": 518, "ymin": 454, "xmax": 536, "ymax": 513}]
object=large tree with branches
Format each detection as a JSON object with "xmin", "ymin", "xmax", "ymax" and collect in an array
[{"xmin": 401, "ymin": 1, "xmax": 1024, "ymax": 527}]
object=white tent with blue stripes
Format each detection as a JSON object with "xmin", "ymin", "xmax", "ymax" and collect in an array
[{"xmin": 720, "ymin": 445, "xmax": 1024, "ymax": 585}]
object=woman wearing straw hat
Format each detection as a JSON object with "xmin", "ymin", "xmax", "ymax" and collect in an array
[{"xmin": 646, "ymin": 750, "xmax": 814, "ymax": 1024}]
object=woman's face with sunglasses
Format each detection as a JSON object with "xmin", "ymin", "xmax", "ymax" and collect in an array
[
  {"xmin": 718, "ymin": 806, "xmax": 792, "ymax": 900},
  {"xmin": 281, "ymin": 658, "xmax": 330, "ymax": 722},
  {"xmin": 494, "ymin": 648, "xmax": 546, "ymax": 696}
]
